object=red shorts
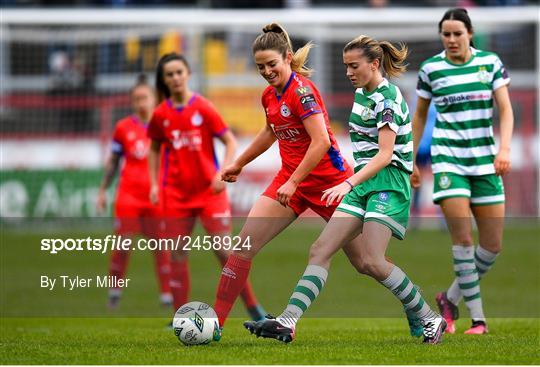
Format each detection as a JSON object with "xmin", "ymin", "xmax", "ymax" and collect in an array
[
  {"xmin": 114, "ymin": 192, "xmax": 161, "ymax": 237},
  {"xmin": 263, "ymin": 173, "xmax": 348, "ymax": 221},
  {"xmin": 161, "ymin": 190, "xmax": 232, "ymax": 238}
]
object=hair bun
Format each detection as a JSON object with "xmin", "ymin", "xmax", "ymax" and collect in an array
[{"xmin": 263, "ymin": 23, "xmax": 283, "ymax": 34}]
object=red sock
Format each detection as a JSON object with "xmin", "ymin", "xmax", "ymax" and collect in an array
[
  {"xmin": 214, "ymin": 254, "xmax": 252, "ymax": 326},
  {"xmin": 170, "ymin": 259, "xmax": 190, "ymax": 310},
  {"xmin": 239, "ymin": 281, "xmax": 259, "ymax": 309},
  {"xmin": 218, "ymin": 257, "xmax": 258, "ymax": 309},
  {"xmin": 153, "ymin": 250, "xmax": 171, "ymax": 295},
  {"xmin": 109, "ymin": 249, "xmax": 130, "ymax": 291}
]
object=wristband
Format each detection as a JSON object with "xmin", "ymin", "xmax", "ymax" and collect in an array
[{"xmin": 344, "ymin": 179, "xmax": 354, "ymax": 191}]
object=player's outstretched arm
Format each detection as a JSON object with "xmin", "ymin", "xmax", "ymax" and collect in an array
[
  {"xmin": 213, "ymin": 130, "xmax": 237, "ymax": 192},
  {"xmin": 221, "ymin": 124, "xmax": 276, "ymax": 182}
]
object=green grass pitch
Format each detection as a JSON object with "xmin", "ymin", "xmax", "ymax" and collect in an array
[{"xmin": 1, "ymin": 221, "xmax": 539, "ymax": 364}]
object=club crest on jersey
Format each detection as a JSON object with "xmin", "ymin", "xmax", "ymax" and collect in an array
[
  {"xmin": 361, "ymin": 107, "xmax": 372, "ymax": 121},
  {"xmin": 478, "ymin": 66, "xmax": 490, "ymax": 84},
  {"xmin": 439, "ymin": 174, "xmax": 451, "ymax": 189},
  {"xmin": 191, "ymin": 111, "xmax": 203, "ymax": 127},
  {"xmin": 280, "ymin": 104, "xmax": 291, "ymax": 117},
  {"xmin": 163, "ymin": 119, "xmax": 170, "ymax": 127}
]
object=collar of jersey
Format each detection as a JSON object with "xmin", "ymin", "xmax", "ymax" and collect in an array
[
  {"xmin": 167, "ymin": 93, "xmax": 197, "ymax": 112},
  {"xmin": 275, "ymin": 72, "xmax": 296, "ymax": 101},
  {"xmin": 443, "ymin": 47, "xmax": 477, "ymax": 67},
  {"xmin": 130, "ymin": 114, "xmax": 148, "ymax": 128},
  {"xmin": 362, "ymin": 78, "xmax": 389, "ymax": 96}
]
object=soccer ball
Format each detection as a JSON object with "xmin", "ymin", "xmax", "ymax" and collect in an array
[{"xmin": 172, "ymin": 301, "xmax": 219, "ymax": 346}]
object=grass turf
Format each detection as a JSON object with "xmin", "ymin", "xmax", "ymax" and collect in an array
[
  {"xmin": 1, "ymin": 223, "xmax": 539, "ymax": 364},
  {"xmin": 1, "ymin": 318, "xmax": 539, "ymax": 364}
]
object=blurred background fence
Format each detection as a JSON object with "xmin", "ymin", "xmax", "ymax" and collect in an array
[{"xmin": 1, "ymin": 7, "xmax": 538, "ymax": 219}]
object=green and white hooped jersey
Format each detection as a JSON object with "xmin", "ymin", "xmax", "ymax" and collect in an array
[
  {"xmin": 416, "ymin": 47, "xmax": 510, "ymax": 176},
  {"xmin": 348, "ymin": 78, "xmax": 412, "ymax": 174}
]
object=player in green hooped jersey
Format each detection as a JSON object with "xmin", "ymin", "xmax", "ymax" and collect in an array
[
  {"xmin": 412, "ymin": 8, "xmax": 514, "ymax": 335},
  {"xmin": 245, "ymin": 35, "xmax": 446, "ymax": 345}
]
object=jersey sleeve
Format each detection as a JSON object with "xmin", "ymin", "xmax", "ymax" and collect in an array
[
  {"xmin": 416, "ymin": 66, "xmax": 432, "ymax": 99},
  {"xmin": 111, "ymin": 122, "xmax": 124, "ymax": 155},
  {"xmin": 203, "ymin": 100, "xmax": 229, "ymax": 137},
  {"xmin": 492, "ymin": 54, "xmax": 510, "ymax": 91},
  {"xmin": 147, "ymin": 109, "xmax": 166, "ymax": 142},
  {"xmin": 376, "ymin": 98, "xmax": 403, "ymax": 134},
  {"xmin": 289, "ymin": 85, "xmax": 323, "ymax": 120}
]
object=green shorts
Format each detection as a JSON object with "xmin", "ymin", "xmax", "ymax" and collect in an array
[
  {"xmin": 433, "ymin": 172, "xmax": 505, "ymax": 206},
  {"xmin": 336, "ymin": 165, "xmax": 410, "ymax": 240}
]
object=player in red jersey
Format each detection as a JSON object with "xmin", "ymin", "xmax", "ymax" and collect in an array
[
  {"xmin": 212, "ymin": 23, "xmax": 352, "ymax": 337},
  {"xmin": 97, "ymin": 75, "xmax": 172, "ymax": 309},
  {"xmin": 147, "ymin": 53, "xmax": 266, "ymax": 321}
]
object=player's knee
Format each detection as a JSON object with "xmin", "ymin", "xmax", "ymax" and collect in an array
[
  {"xmin": 348, "ymin": 257, "xmax": 368, "ymax": 275},
  {"xmin": 356, "ymin": 257, "xmax": 386, "ymax": 278},
  {"xmin": 454, "ymin": 233, "xmax": 474, "ymax": 246},
  {"xmin": 308, "ymin": 239, "xmax": 330, "ymax": 265}
]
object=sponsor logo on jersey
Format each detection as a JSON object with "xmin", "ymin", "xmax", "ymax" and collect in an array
[
  {"xmin": 440, "ymin": 93, "xmax": 490, "ymax": 105},
  {"xmin": 378, "ymin": 192, "xmax": 389, "ymax": 202},
  {"xmin": 170, "ymin": 129, "xmax": 203, "ymax": 151},
  {"xmin": 382, "ymin": 100, "xmax": 395, "ymax": 124},
  {"xmin": 300, "ymin": 94, "xmax": 317, "ymax": 111},
  {"xmin": 295, "ymin": 85, "xmax": 313, "ymax": 96},
  {"xmin": 270, "ymin": 123, "xmax": 301, "ymax": 141},
  {"xmin": 383, "ymin": 99, "xmax": 395, "ymax": 109},
  {"xmin": 280, "ymin": 104, "xmax": 291, "ymax": 117},
  {"xmin": 501, "ymin": 66, "xmax": 509, "ymax": 79},
  {"xmin": 439, "ymin": 174, "xmax": 451, "ymax": 189},
  {"xmin": 191, "ymin": 111, "xmax": 203, "ymax": 126}
]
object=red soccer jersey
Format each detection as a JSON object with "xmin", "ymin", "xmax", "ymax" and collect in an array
[
  {"xmin": 262, "ymin": 72, "xmax": 349, "ymax": 190},
  {"xmin": 112, "ymin": 115, "xmax": 152, "ymax": 199},
  {"xmin": 147, "ymin": 94, "xmax": 228, "ymax": 206}
]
